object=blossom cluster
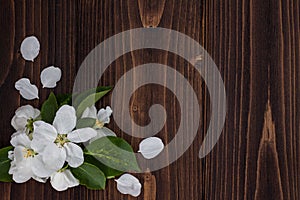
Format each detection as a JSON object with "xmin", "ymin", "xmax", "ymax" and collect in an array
[
  {"xmin": 0, "ymin": 36, "xmax": 167, "ymax": 197},
  {"xmin": 9, "ymin": 104, "xmax": 111, "ymax": 191}
]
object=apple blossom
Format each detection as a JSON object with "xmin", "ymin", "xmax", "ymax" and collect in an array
[
  {"xmin": 8, "ymin": 133, "xmax": 54, "ymax": 182},
  {"xmin": 81, "ymin": 105, "xmax": 116, "ymax": 143},
  {"xmin": 31, "ymin": 105, "xmax": 97, "ymax": 175},
  {"xmin": 11, "ymin": 105, "xmax": 40, "ymax": 135}
]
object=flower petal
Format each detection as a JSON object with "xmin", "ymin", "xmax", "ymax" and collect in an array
[
  {"xmin": 20, "ymin": 36, "xmax": 40, "ymax": 61},
  {"xmin": 50, "ymin": 170, "xmax": 79, "ymax": 191},
  {"xmin": 40, "ymin": 66, "xmax": 62, "ymax": 88},
  {"xmin": 33, "ymin": 121, "xmax": 57, "ymax": 141},
  {"xmin": 62, "ymin": 169, "xmax": 79, "ymax": 187},
  {"xmin": 32, "ymin": 175, "xmax": 48, "ymax": 183},
  {"xmin": 11, "ymin": 115, "xmax": 27, "ymax": 132},
  {"xmin": 115, "ymin": 174, "xmax": 142, "ymax": 197},
  {"xmin": 67, "ymin": 128, "xmax": 97, "ymax": 143},
  {"xmin": 15, "ymin": 78, "xmax": 39, "ymax": 100},
  {"xmin": 10, "ymin": 133, "xmax": 31, "ymax": 148},
  {"xmin": 31, "ymin": 155, "xmax": 56, "ymax": 178},
  {"xmin": 14, "ymin": 105, "xmax": 39, "ymax": 120},
  {"xmin": 11, "ymin": 160, "xmax": 33, "ymax": 183},
  {"xmin": 31, "ymin": 121, "xmax": 57, "ymax": 152},
  {"xmin": 15, "ymin": 105, "xmax": 40, "ymax": 119},
  {"xmin": 8, "ymin": 160, "xmax": 17, "ymax": 175},
  {"xmin": 8, "ymin": 151, "xmax": 14, "ymax": 160},
  {"xmin": 50, "ymin": 172, "xmax": 67, "ymax": 191},
  {"xmin": 11, "ymin": 131, "xmax": 25, "ymax": 138},
  {"xmin": 53, "ymin": 105, "xmax": 76, "ymax": 133},
  {"xmin": 31, "ymin": 155, "xmax": 55, "ymax": 178},
  {"xmin": 64, "ymin": 143, "xmax": 84, "ymax": 168},
  {"xmin": 14, "ymin": 146, "xmax": 27, "ymax": 163},
  {"xmin": 89, "ymin": 127, "xmax": 116, "ymax": 144},
  {"xmin": 138, "ymin": 137, "xmax": 164, "ymax": 159},
  {"xmin": 97, "ymin": 106, "xmax": 112, "ymax": 124},
  {"xmin": 41, "ymin": 143, "xmax": 66, "ymax": 172},
  {"xmin": 81, "ymin": 105, "xmax": 97, "ymax": 119},
  {"xmin": 11, "ymin": 131, "xmax": 23, "ymax": 138}
]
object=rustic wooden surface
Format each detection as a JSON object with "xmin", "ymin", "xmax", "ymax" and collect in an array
[{"xmin": 0, "ymin": 0, "xmax": 299, "ymax": 199}]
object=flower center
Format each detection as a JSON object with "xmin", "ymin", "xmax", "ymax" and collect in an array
[
  {"xmin": 24, "ymin": 148, "xmax": 36, "ymax": 158},
  {"xmin": 55, "ymin": 134, "xmax": 69, "ymax": 147},
  {"xmin": 25, "ymin": 118, "xmax": 34, "ymax": 135},
  {"xmin": 95, "ymin": 120, "xmax": 104, "ymax": 128}
]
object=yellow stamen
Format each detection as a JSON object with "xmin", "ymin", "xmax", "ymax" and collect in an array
[
  {"xmin": 95, "ymin": 120, "xmax": 104, "ymax": 128},
  {"xmin": 24, "ymin": 148, "xmax": 36, "ymax": 158},
  {"xmin": 55, "ymin": 134, "xmax": 68, "ymax": 147}
]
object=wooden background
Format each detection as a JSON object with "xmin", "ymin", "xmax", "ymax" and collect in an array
[{"xmin": 0, "ymin": 0, "xmax": 299, "ymax": 199}]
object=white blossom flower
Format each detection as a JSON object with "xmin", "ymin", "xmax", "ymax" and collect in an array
[
  {"xmin": 8, "ymin": 133, "xmax": 52, "ymax": 183},
  {"xmin": 81, "ymin": 105, "xmax": 116, "ymax": 142},
  {"xmin": 31, "ymin": 105, "xmax": 97, "ymax": 174},
  {"xmin": 40, "ymin": 66, "xmax": 62, "ymax": 88},
  {"xmin": 15, "ymin": 78, "xmax": 39, "ymax": 100},
  {"xmin": 20, "ymin": 36, "xmax": 40, "ymax": 61},
  {"xmin": 115, "ymin": 174, "xmax": 142, "ymax": 197},
  {"xmin": 138, "ymin": 137, "xmax": 164, "ymax": 159},
  {"xmin": 11, "ymin": 105, "xmax": 40, "ymax": 134},
  {"xmin": 50, "ymin": 169, "xmax": 79, "ymax": 191}
]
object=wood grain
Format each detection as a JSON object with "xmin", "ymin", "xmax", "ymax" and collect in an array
[{"xmin": 0, "ymin": 0, "xmax": 299, "ymax": 199}]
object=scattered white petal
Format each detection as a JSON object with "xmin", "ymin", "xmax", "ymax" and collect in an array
[
  {"xmin": 20, "ymin": 36, "xmax": 40, "ymax": 61},
  {"xmin": 138, "ymin": 137, "xmax": 164, "ymax": 159},
  {"xmin": 50, "ymin": 170, "xmax": 79, "ymax": 191},
  {"xmin": 40, "ymin": 66, "xmax": 62, "ymax": 88},
  {"xmin": 115, "ymin": 174, "xmax": 142, "ymax": 197},
  {"xmin": 15, "ymin": 78, "xmax": 39, "ymax": 100}
]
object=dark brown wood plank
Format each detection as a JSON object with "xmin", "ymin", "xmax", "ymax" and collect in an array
[{"xmin": 0, "ymin": 0, "xmax": 299, "ymax": 200}]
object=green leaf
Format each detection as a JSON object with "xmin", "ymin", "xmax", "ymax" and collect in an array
[
  {"xmin": 84, "ymin": 155, "xmax": 123, "ymax": 179},
  {"xmin": 73, "ymin": 86, "xmax": 112, "ymax": 108},
  {"xmin": 41, "ymin": 92, "xmax": 58, "ymax": 123},
  {"xmin": 0, "ymin": 146, "xmax": 13, "ymax": 182},
  {"xmin": 71, "ymin": 162, "xmax": 106, "ymax": 190},
  {"xmin": 76, "ymin": 118, "xmax": 96, "ymax": 129},
  {"xmin": 85, "ymin": 136, "xmax": 140, "ymax": 173},
  {"xmin": 76, "ymin": 88, "xmax": 112, "ymax": 118},
  {"xmin": 56, "ymin": 93, "xmax": 72, "ymax": 106}
]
